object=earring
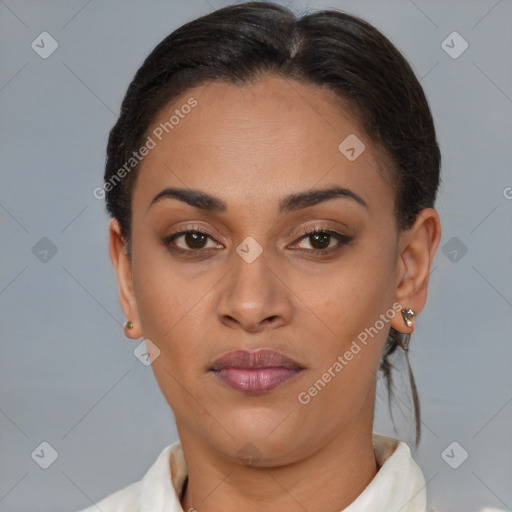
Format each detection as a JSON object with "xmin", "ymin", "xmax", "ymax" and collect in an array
[
  {"xmin": 401, "ymin": 308, "xmax": 415, "ymax": 328},
  {"xmin": 124, "ymin": 320, "xmax": 134, "ymax": 330},
  {"xmin": 402, "ymin": 332, "xmax": 411, "ymax": 351}
]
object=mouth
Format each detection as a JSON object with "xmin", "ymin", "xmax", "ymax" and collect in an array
[{"xmin": 208, "ymin": 349, "xmax": 305, "ymax": 394}]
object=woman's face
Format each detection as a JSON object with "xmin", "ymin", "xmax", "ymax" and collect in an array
[{"xmin": 115, "ymin": 75, "xmax": 418, "ymax": 464}]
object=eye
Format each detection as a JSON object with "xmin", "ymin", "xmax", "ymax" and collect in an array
[
  {"xmin": 162, "ymin": 225, "xmax": 353, "ymax": 258},
  {"xmin": 289, "ymin": 227, "xmax": 353, "ymax": 256},
  {"xmin": 163, "ymin": 227, "xmax": 223, "ymax": 253}
]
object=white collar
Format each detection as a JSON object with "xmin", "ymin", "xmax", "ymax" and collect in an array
[{"xmin": 136, "ymin": 433, "xmax": 428, "ymax": 511}]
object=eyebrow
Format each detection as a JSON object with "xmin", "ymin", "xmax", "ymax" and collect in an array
[{"xmin": 149, "ymin": 185, "xmax": 370, "ymax": 214}]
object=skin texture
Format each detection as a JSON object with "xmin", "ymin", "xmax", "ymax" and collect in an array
[{"xmin": 109, "ymin": 74, "xmax": 441, "ymax": 511}]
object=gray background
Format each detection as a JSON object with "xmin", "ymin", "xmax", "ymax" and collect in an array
[{"xmin": 1, "ymin": 1, "xmax": 511, "ymax": 511}]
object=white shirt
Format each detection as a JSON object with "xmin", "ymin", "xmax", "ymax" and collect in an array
[{"xmin": 76, "ymin": 433, "xmax": 503, "ymax": 512}]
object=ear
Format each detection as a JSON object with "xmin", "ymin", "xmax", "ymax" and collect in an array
[
  {"xmin": 390, "ymin": 208, "xmax": 442, "ymax": 334},
  {"xmin": 109, "ymin": 219, "xmax": 143, "ymax": 339}
]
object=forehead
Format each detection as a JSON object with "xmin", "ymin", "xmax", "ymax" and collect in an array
[{"xmin": 133, "ymin": 75, "xmax": 394, "ymax": 216}]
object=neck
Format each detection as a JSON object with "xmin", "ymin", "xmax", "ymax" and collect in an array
[{"xmin": 178, "ymin": 421, "xmax": 378, "ymax": 512}]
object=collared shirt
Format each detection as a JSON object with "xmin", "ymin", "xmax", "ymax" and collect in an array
[
  {"xmin": 77, "ymin": 433, "xmax": 433, "ymax": 511},
  {"xmin": 75, "ymin": 433, "xmax": 503, "ymax": 512}
]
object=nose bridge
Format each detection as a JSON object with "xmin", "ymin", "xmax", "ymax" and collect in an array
[{"xmin": 216, "ymin": 237, "xmax": 291, "ymax": 331}]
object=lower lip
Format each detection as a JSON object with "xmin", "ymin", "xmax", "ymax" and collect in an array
[{"xmin": 211, "ymin": 367, "xmax": 302, "ymax": 394}]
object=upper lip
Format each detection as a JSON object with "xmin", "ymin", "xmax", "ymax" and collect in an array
[{"xmin": 209, "ymin": 349, "xmax": 304, "ymax": 371}]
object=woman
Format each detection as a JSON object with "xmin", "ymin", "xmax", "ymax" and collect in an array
[{"xmin": 77, "ymin": 2, "xmax": 501, "ymax": 511}]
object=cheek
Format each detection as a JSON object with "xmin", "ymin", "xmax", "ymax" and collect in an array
[
  {"xmin": 130, "ymin": 242, "xmax": 200, "ymax": 370},
  {"xmin": 131, "ymin": 233, "xmax": 195, "ymax": 332},
  {"xmin": 133, "ymin": 264, "xmax": 212, "ymax": 420},
  {"xmin": 294, "ymin": 241, "xmax": 396, "ymax": 399},
  {"xmin": 299, "ymin": 243, "xmax": 395, "ymax": 337}
]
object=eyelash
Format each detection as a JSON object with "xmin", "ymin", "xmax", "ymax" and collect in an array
[
  {"xmin": 291, "ymin": 227, "xmax": 353, "ymax": 255},
  {"xmin": 163, "ymin": 225, "xmax": 353, "ymax": 258}
]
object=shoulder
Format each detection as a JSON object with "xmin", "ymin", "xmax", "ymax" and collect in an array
[
  {"xmin": 74, "ymin": 442, "xmax": 181, "ymax": 512},
  {"xmin": 75, "ymin": 480, "xmax": 142, "ymax": 512},
  {"xmin": 427, "ymin": 507, "xmax": 507, "ymax": 512},
  {"xmin": 371, "ymin": 435, "xmax": 506, "ymax": 512}
]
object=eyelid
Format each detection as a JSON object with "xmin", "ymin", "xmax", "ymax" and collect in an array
[
  {"xmin": 165, "ymin": 223, "xmax": 222, "ymax": 241},
  {"xmin": 165, "ymin": 222, "xmax": 350, "ymax": 241}
]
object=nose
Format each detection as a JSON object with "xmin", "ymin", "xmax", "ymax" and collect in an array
[{"xmin": 215, "ymin": 248, "xmax": 293, "ymax": 333}]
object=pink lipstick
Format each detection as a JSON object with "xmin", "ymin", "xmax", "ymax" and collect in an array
[{"xmin": 209, "ymin": 349, "xmax": 304, "ymax": 394}]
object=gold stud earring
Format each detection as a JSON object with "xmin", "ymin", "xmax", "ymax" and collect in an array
[
  {"xmin": 124, "ymin": 320, "xmax": 134, "ymax": 330},
  {"xmin": 401, "ymin": 308, "xmax": 415, "ymax": 328}
]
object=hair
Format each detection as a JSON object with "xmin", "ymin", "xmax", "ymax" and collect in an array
[{"xmin": 103, "ymin": 1, "xmax": 440, "ymax": 447}]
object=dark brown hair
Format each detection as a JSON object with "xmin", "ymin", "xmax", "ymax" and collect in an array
[{"xmin": 103, "ymin": 1, "xmax": 441, "ymax": 447}]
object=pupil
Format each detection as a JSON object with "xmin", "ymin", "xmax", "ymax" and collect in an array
[
  {"xmin": 312, "ymin": 233, "xmax": 329, "ymax": 249},
  {"xmin": 186, "ymin": 232, "xmax": 206, "ymax": 248}
]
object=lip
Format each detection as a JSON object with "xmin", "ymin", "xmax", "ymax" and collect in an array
[{"xmin": 209, "ymin": 349, "xmax": 305, "ymax": 394}]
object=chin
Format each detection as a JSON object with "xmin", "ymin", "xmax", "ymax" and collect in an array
[{"xmin": 213, "ymin": 412, "xmax": 305, "ymax": 462}]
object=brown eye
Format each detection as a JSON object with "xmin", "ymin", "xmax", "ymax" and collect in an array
[
  {"xmin": 163, "ymin": 229, "xmax": 222, "ymax": 252},
  {"xmin": 308, "ymin": 232, "xmax": 331, "ymax": 250},
  {"xmin": 290, "ymin": 227, "xmax": 353, "ymax": 256},
  {"xmin": 182, "ymin": 232, "xmax": 208, "ymax": 249}
]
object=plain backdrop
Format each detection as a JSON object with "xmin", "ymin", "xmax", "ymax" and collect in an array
[{"xmin": 1, "ymin": 1, "xmax": 511, "ymax": 511}]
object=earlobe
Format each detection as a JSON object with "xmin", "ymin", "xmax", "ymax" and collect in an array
[
  {"xmin": 108, "ymin": 219, "xmax": 143, "ymax": 339},
  {"xmin": 391, "ymin": 208, "xmax": 441, "ymax": 333}
]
